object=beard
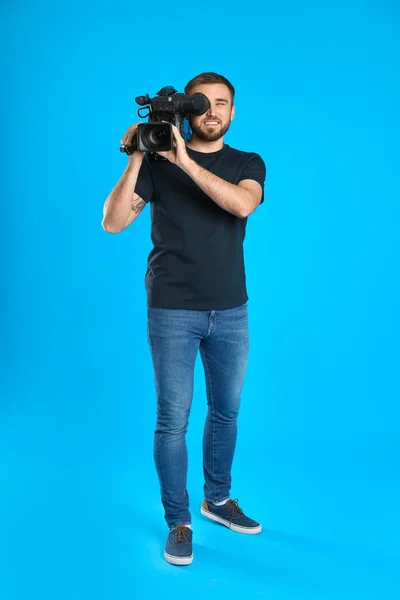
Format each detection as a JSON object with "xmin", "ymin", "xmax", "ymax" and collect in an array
[{"xmin": 189, "ymin": 118, "xmax": 231, "ymax": 142}]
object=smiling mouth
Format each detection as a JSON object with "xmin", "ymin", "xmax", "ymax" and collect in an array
[{"xmin": 204, "ymin": 121, "xmax": 220, "ymax": 126}]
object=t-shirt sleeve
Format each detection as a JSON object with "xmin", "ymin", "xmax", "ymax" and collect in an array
[
  {"xmin": 239, "ymin": 153, "xmax": 267, "ymax": 204},
  {"xmin": 134, "ymin": 153, "xmax": 155, "ymax": 204}
]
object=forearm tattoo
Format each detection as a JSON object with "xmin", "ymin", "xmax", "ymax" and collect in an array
[{"xmin": 132, "ymin": 196, "xmax": 146, "ymax": 214}]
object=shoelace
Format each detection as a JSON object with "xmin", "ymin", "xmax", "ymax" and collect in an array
[
  {"xmin": 226, "ymin": 498, "xmax": 244, "ymax": 523},
  {"xmin": 174, "ymin": 525, "xmax": 190, "ymax": 543}
]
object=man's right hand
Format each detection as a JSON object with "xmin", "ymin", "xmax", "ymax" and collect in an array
[{"xmin": 120, "ymin": 121, "xmax": 144, "ymax": 154}]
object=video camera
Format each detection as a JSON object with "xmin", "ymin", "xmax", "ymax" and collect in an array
[{"xmin": 119, "ymin": 86, "xmax": 210, "ymax": 159}]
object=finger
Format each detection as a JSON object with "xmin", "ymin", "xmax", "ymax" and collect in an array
[
  {"xmin": 121, "ymin": 122, "xmax": 142, "ymax": 145},
  {"xmin": 121, "ymin": 132, "xmax": 135, "ymax": 146},
  {"xmin": 162, "ymin": 121, "xmax": 179, "ymax": 133},
  {"xmin": 170, "ymin": 126, "xmax": 184, "ymax": 145}
]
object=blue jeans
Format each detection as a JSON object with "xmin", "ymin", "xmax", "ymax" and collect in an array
[{"xmin": 147, "ymin": 302, "xmax": 249, "ymax": 529}]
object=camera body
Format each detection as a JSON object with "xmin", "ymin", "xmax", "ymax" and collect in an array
[{"xmin": 120, "ymin": 86, "xmax": 210, "ymax": 157}]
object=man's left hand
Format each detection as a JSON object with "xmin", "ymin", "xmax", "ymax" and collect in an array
[{"xmin": 156, "ymin": 123, "xmax": 190, "ymax": 169}]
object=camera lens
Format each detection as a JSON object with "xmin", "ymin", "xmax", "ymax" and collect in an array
[
  {"xmin": 139, "ymin": 123, "xmax": 171, "ymax": 152},
  {"xmin": 150, "ymin": 130, "xmax": 166, "ymax": 143}
]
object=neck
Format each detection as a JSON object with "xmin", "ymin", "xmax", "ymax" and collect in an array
[{"xmin": 186, "ymin": 132, "xmax": 224, "ymax": 153}]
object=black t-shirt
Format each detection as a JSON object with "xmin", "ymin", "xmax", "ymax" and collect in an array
[{"xmin": 135, "ymin": 143, "xmax": 266, "ymax": 310}]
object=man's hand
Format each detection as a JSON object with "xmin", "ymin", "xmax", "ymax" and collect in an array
[
  {"xmin": 120, "ymin": 122, "xmax": 145, "ymax": 164},
  {"xmin": 120, "ymin": 121, "xmax": 144, "ymax": 147},
  {"xmin": 156, "ymin": 123, "xmax": 190, "ymax": 168}
]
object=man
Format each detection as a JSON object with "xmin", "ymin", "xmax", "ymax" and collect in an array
[{"xmin": 102, "ymin": 72, "xmax": 266, "ymax": 566}]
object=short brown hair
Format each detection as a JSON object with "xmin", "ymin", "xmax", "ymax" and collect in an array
[{"xmin": 184, "ymin": 72, "xmax": 235, "ymax": 104}]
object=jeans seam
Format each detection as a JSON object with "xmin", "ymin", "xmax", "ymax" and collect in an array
[{"xmin": 200, "ymin": 345, "xmax": 217, "ymax": 502}]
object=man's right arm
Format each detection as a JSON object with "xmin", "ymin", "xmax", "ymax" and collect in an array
[{"xmin": 102, "ymin": 152, "xmax": 147, "ymax": 234}]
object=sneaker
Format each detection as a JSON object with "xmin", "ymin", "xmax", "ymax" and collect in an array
[
  {"xmin": 201, "ymin": 498, "xmax": 262, "ymax": 534},
  {"xmin": 164, "ymin": 525, "xmax": 193, "ymax": 566}
]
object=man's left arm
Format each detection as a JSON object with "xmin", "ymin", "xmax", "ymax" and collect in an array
[
  {"xmin": 180, "ymin": 158, "xmax": 264, "ymax": 219},
  {"xmin": 157, "ymin": 124, "xmax": 266, "ymax": 219}
]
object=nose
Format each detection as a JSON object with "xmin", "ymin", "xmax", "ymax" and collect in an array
[{"xmin": 206, "ymin": 107, "xmax": 218, "ymax": 118}]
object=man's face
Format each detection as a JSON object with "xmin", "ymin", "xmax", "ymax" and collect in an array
[{"xmin": 187, "ymin": 83, "xmax": 235, "ymax": 142}]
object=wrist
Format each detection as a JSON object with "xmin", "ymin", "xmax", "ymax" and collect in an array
[
  {"xmin": 178, "ymin": 155, "xmax": 195, "ymax": 174},
  {"xmin": 128, "ymin": 151, "xmax": 144, "ymax": 166}
]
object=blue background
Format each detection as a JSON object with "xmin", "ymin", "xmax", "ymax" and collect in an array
[{"xmin": 1, "ymin": 1, "xmax": 399, "ymax": 598}]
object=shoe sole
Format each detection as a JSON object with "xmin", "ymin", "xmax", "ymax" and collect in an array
[
  {"xmin": 164, "ymin": 550, "xmax": 194, "ymax": 566},
  {"xmin": 200, "ymin": 507, "xmax": 262, "ymax": 534}
]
